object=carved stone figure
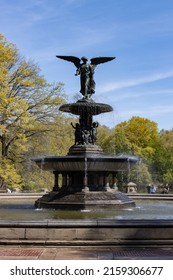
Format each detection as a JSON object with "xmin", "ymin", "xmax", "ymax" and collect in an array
[
  {"xmin": 56, "ymin": 55, "xmax": 115, "ymax": 99},
  {"xmin": 82, "ymin": 130, "xmax": 90, "ymax": 145},
  {"xmin": 71, "ymin": 122, "xmax": 81, "ymax": 145},
  {"xmin": 90, "ymin": 122, "xmax": 98, "ymax": 144}
]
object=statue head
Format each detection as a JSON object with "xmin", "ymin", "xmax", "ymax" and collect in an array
[{"xmin": 81, "ymin": 56, "xmax": 88, "ymax": 62}]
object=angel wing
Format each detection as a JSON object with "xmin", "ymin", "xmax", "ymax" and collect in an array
[
  {"xmin": 56, "ymin": 55, "xmax": 81, "ymax": 68},
  {"xmin": 90, "ymin": 56, "xmax": 115, "ymax": 66}
]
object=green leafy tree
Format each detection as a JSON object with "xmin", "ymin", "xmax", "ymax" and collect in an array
[
  {"xmin": 151, "ymin": 129, "xmax": 173, "ymax": 185},
  {"xmin": 20, "ymin": 115, "xmax": 75, "ymax": 191},
  {"xmin": 97, "ymin": 117, "xmax": 159, "ymax": 191},
  {"xmin": 97, "ymin": 125, "xmax": 113, "ymax": 152},
  {"xmin": 0, "ymin": 33, "xmax": 65, "ymax": 189},
  {"xmin": 101, "ymin": 116, "xmax": 159, "ymax": 159},
  {"xmin": 129, "ymin": 162, "xmax": 152, "ymax": 192}
]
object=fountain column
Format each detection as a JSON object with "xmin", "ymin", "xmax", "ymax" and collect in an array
[
  {"xmin": 82, "ymin": 157, "xmax": 89, "ymax": 192},
  {"xmin": 103, "ymin": 172, "xmax": 111, "ymax": 191},
  {"xmin": 53, "ymin": 171, "xmax": 60, "ymax": 191},
  {"xmin": 112, "ymin": 172, "xmax": 118, "ymax": 190},
  {"xmin": 62, "ymin": 172, "xmax": 67, "ymax": 188},
  {"xmin": 98, "ymin": 174, "xmax": 104, "ymax": 190}
]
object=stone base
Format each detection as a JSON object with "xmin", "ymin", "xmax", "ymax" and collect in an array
[
  {"xmin": 35, "ymin": 191, "xmax": 135, "ymax": 209},
  {"xmin": 68, "ymin": 144, "xmax": 103, "ymax": 155}
]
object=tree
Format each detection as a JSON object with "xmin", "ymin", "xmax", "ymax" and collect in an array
[
  {"xmin": 129, "ymin": 162, "xmax": 152, "ymax": 191},
  {"xmin": 19, "ymin": 114, "xmax": 75, "ymax": 192},
  {"xmin": 0, "ymin": 158, "xmax": 21, "ymax": 190},
  {"xmin": 101, "ymin": 116, "xmax": 159, "ymax": 159},
  {"xmin": 97, "ymin": 125, "xmax": 112, "ymax": 151},
  {"xmin": 102, "ymin": 124, "xmax": 130, "ymax": 155},
  {"xmin": 0, "ymin": 33, "xmax": 65, "ymax": 189},
  {"xmin": 97, "ymin": 117, "xmax": 160, "ymax": 191},
  {"xmin": 151, "ymin": 129, "xmax": 173, "ymax": 185}
]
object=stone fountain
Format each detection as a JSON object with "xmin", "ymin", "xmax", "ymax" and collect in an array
[{"xmin": 34, "ymin": 55, "xmax": 137, "ymax": 209}]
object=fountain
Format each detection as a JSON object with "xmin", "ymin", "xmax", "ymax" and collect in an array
[
  {"xmin": 1, "ymin": 56, "xmax": 173, "ymax": 251},
  {"xmin": 34, "ymin": 55, "xmax": 137, "ymax": 209}
]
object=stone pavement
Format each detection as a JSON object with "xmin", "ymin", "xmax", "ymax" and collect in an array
[{"xmin": 0, "ymin": 246, "xmax": 173, "ymax": 260}]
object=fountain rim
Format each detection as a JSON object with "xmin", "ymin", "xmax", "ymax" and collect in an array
[
  {"xmin": 59, "ymin": 101, "xmax": 113, "ymax": 115},
  {"xmin": 32, "ymin": 154, "xmax": 138, "ymax": 172},
  {"xmin": 32, "ymin": 154, "xmax": 139, "ymax": 163}
]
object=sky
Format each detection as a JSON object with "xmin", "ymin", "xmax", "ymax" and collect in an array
[{"xmin": 0, "ymin": 0, "xmax": 173, "ymax": 131}]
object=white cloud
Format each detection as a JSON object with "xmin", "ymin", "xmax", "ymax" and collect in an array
[
  {"xmin": 97, "ymin": 70, "xmax": 173, "ymax": 93},
  {"xmin": 118, "ymin": 104, "xmax": 173, "ymax": 119},
  {"xmin": 102, "ymin": 89, "xmax": 173, "ymax": 103},
  {"xmin": 149, "ymin": 105, "xmax": 173, "ymax": 116}
]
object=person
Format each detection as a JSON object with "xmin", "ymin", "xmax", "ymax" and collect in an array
[
  {"xmin": 150, "ymin": 184, "xmax": 156, "ymax": 194},
  {"xmin": 164, "ymin": 184, "xmax": 169, "ymax": 194},
  {"xmin": 161, "ymin": 184, "xmax": 169, "ymax": 194},
  {"xmin": 147, "ymin": 184, "xmax": 151, "ymax": 194}
]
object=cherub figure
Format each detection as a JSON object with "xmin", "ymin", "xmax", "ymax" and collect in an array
[
  {"xmin": 71, "ymin": 122, "xmax": 81, "ymax": 145},
  {"xmin": 90, "ymin": 122, "xmax": 99, "ymax": 144}
]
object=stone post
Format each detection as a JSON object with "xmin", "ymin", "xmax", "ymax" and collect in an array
[
  {"xmin": 53, "ymin": 171, "xmax": 60, "ymax": 191},
  {"xmin": 103, "ymin": 173, "xmax": 111, "ymax": 191}
]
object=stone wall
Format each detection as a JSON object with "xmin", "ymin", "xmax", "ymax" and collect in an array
[{"xmin": 0, "ymin": 219, "xmax": 173, "ymax": 246}]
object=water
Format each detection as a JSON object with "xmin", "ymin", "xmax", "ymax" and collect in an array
[{"xmin": 0, "ymin": 198, "xmax": 173, "ymax": 220}]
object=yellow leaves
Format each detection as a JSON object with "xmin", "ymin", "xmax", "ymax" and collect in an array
[
  {"xmin": 0, "ymin": 33, "xmax": 18, "ymax": 69},
  {"xmin": 0, "ymin": 159, "xmax": 22, "ymax": 188},
  {"xmin": 159, "ymin": 130, "xmax": 173, "ymax": 151},
  {"xmin": 14, "ymin": 137, "xmax": 29, "ymax": 153},
  {"xmin": 117, "ymin": 116, "xmax": 158, "ymax": 146},
  {"xmin": 107, "ymin": 116, "xmax": 159, "ymax": 159},
  {"xmin": 0, "ymin": 33, "xmax": 67, "ymax": 190},
  {"xmin": 0, "ymin": 92, "xmax": 32, "ymax": 157},
  {"xmin": 0, "ymin": 124, "xmax": 7, "ymax": 135},
  {"xmin": 1, "ymin": 95, "xmax": 30, "ymax": 127}
]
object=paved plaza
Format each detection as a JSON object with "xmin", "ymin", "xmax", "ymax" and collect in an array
[{"xmin": 0, "ymin": 246, "xmax": 173, "ymax": 260}]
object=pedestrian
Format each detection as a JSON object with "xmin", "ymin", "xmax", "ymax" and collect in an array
[{"xmin": 147, "ymin": 184, "xmax": 151, "ymax": 194}]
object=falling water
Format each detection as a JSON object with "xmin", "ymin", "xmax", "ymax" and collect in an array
[
  {"xmin": 40, "ymin": 157, "xmax": 45, "ymax": 172},
  {"xmin": 83, "ymin": 156, "xmax": 88, "ymax": 191}
]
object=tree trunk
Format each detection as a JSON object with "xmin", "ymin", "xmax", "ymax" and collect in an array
[
  {"xmin": 0, "ymin": 178, "xmax": 6, "ymax": 189},
  {"xmin": 1, "ymin": 135, "xmax": 8, "ymax": 158},
  {"xmin": 0, "ymin": 136, "xmax": 8, "ymax": 189}
]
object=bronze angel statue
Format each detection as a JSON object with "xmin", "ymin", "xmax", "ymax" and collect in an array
[{"xmin": 56, "ymin": 56, "xmax": 115, "ymax": 99}]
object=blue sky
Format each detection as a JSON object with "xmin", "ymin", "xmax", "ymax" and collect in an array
[{"xmin": 0, "ymin": 0, "xmax": 173, "ymax": 131}]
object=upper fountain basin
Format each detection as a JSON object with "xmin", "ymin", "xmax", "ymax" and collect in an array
[{"xmin": 59, "ymin": 100, "xmax": 113, "ymax": 116}]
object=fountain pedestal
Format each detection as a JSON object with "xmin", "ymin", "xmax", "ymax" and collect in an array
[{"xmin": 35, "ymin": 191, "xmax": 135, "ymax": 209}]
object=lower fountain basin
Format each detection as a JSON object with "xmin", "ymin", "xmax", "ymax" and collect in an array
[
  {"xmin": 33, "ymin": 154, "xmax": 138, "ymax": 209},
  {"xmin": 0, "ymin": 196, "xmax": 173, "ymax": 220}
]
